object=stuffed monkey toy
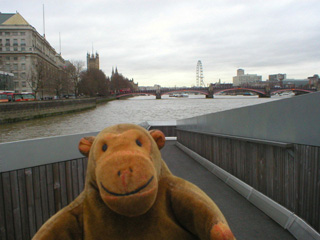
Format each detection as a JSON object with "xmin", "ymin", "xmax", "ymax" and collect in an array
[{"xmin": 33, "ymin": 124, "xmax": 235, "ymax": 240}]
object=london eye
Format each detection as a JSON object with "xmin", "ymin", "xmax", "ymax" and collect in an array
[{"xmin": 196, "ymin": 60, "xmax": 205, "ymax": 87}]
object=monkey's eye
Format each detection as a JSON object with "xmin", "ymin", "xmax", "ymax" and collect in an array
[
  {"xmin": 136, "ymin": 139, "xmax": 142, "ymax": 147},
  {"xmin": 102, "ymin": 144, "xmax": 108, "ymax": 152}
]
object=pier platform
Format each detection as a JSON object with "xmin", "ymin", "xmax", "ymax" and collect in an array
[{"xmin": 161, "ymin": 140, "xmax": 295, "ymax": 240}]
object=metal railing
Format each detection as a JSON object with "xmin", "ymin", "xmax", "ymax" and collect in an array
[
  {"xmin": 175, "ymin": 92, "xmax": 320, "ymax": 239},
  {"xmin": 176, "ymin": 129, "xmax": 320, "ymax": 238},
  {"xmin": 0, "ymin": 131, "xmax": 100, "ymax": 239}
]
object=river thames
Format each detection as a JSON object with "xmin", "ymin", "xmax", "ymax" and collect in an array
[{"xmin": 0, "ymin": 95, "xmax": 286, "ymax": 143}]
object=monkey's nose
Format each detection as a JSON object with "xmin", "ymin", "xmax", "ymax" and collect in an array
[{"xmin": 117, "ymin": 168, "xmax": 133, "ymax": 190}]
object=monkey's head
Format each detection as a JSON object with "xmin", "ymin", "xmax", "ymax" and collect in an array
[{"xmin": 79, "ymin": 124, "xmax": 169, "ymax": 217}]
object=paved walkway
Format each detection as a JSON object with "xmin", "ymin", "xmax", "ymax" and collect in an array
[{"xmin": 161, "ymin": 141, "xmax": 295, "ymax": 240}]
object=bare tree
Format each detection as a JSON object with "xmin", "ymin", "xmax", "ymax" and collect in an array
[
  {"xmin": 110, "ymin": 70, "xmax": 136, "ymax": 92},
  {"xmin": 50, "ymin": 68, "xmax": 65, "ymax": 98},
  {"xmin": 0, "ymin": 57, "xmax": 3, "ymax": 71},
  {"xmin": 61, "ymin": 68, "xmax": 72, "ymax": 96},
  {"xmin": 27, "ymin": 57, "xmax": 69, "ymax": 99},
  {"xmin": 26, "ymin": 58, "xmax": 47, "ymax": 99},
  {"xmin": 66, "ymin": 60, "xmax": 84, "ymax": 97},
  {"xmin": 79, "ymin": 69, "xmax": 109, "ymax": 97}
]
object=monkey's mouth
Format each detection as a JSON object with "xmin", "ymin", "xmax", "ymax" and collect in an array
[{"xmin": 100, "ymin": 176, "xmax": 154, "ymax": 197}]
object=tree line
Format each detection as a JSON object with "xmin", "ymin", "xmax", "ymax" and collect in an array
[
  {"xmin": 79, "ymin": 68, "xmax": 137, "ymax": 97},
  {"xmin": 26, "ymin": 58, "xmax": 136, "ymax": 99}
]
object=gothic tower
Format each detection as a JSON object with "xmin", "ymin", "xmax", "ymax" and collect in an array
[{"xmin": 87, "ymin": 52, "xmax": 99, "ymax": 70}]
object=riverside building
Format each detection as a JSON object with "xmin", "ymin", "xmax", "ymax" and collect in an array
[
  {"xmin": 0, "ymin": 12, "xmax": 67, "ymax": 97},
  {"xmin": 233, "ymin": 68, "xmax": 262, "ymax": 86}
]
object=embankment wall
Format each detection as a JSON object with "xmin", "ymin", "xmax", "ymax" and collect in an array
[{"xmin": 0, "ymin": 98, "xmax": 96, "ymax": 124}]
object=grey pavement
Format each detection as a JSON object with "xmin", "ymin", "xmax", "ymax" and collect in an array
[{"xmin": 161, "ymin": 141, "xmax": 295, "ymax": 240}]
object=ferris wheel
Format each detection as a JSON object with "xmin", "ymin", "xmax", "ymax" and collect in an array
[{"xmin": 196, "ymin": 60, "xmax": 205, "ymax": 87}]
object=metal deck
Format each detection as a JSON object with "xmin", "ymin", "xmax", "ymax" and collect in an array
[{"xmin": 161, "ymin": 141, "xmax": 295, "ymax": 240}]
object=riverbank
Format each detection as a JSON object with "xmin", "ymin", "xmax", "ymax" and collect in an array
[
  {"xmin": 96, "ymin": 96, "xmax": 117, "ymax": 104},
  {"xmin": 0, "ymin": 98, "xmax": 97, "ymax": 124},
  {"xmin": 0, "ymin": 96, "xmax": 119, "ymax": 124}
]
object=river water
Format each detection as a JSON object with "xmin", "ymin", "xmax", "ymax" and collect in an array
[{"xmin": 0, "ymin": 95, "xmax": 285, "ymax": 143}]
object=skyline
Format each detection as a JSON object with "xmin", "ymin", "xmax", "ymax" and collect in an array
[{"xmin": 2, "ymin": 0, "xmax": 320, "ymax": 87}]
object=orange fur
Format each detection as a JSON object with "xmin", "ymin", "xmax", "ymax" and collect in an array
[
  {"xmin": 33, "ymin": 124, "xmax": 235, "ymax": 240},
  {"xmin": 210, "ymin": 222, "xmax": 235, "ymax": 240}
]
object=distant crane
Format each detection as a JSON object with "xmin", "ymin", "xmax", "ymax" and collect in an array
[{"xmin": 196, "ymin": 60, "xmax": 205, "ymax": 87}]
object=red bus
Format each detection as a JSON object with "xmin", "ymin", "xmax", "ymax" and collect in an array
[
  {"xmin": 21, "ymin": 93, "xmax": 36, "ymax": 101},
  {"xmin": 2, "ymin": 92, "xmax": 36, "ymax": 102},
  {"xmin": 0, "ymin": 93, "xmax": 9, "ymax": 102},
  {"xmin": 119, "ymin": 88, "xmax": 131, "ymax": 93}
]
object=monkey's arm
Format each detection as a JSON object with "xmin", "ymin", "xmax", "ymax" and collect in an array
[{"xmin": 168, "ymin": 177, "xmax": 235, "ymax": 240}]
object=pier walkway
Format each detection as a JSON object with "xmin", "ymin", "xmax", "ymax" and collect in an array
[
  {"xmin": 1, "ymin": 92, "xmax": 319, "ymax": 239},
  {"xmin": 162, "ymin": 140, "xmax": 294, "ymax": 240}
]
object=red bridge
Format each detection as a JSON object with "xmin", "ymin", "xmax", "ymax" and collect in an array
[{"xmin": 116, "ymin": 86, "xmax": 316, "ymax": 99}]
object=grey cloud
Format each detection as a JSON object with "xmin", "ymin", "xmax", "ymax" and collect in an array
[{"xmin": 2, "ymin": 0, "xmax": 320, "ymax": 86}]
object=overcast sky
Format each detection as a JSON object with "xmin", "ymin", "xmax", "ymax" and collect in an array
[{"xmin": 2, "ymin": 0, "xmax": 320, "ymax": 87}]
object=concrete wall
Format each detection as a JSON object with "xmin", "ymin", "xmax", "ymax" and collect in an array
[
  {"xmin": 177, "ymin": 92, "xmax": 320, "ymax": 147},
  {"xmin": 0, "ymin": 98, "xmax": 96, "ymax": 123}
]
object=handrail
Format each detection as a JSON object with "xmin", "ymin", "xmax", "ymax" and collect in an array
[
  {"xmin": 177, "ymin": 92, "xmax": 320, "ymax": 147},
  {"xmin": 176, "ymin": 128, "xmax": 293, "ymax": 148},
  {"xmin": 0, "ymin": 121, "xmax": 177, "ymax": 173},
  {"xmin": 0, "ymin": 131, "xmax": 99, "ymax": 173}
]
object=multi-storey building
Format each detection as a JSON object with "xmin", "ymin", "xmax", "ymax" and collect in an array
[
  {"xmin": 266, "ymin": 74, "xmax": 287, "ymax": 87},
  {"xmin": 233, "ymin": 69, "xmax": 262, "ymax": 86},
  {"xmin": 307, "ymin": 74, "xmax": 319, "ymax": 88},
  {"xmin": 268, "ymin": 73, "xmax": 286, "ymax": 82},
  {"xmin": 0, "ymin": 12, "xmax": 67, "ymax": 97}
]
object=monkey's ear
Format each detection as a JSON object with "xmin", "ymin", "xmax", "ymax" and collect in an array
[
  {"xmin": 149, "ymin": 130, "xmax": 165, "ymax": 150},
  {"xmin": 79, "ymin": 136, "xmax": 95, "ymax": 157}
]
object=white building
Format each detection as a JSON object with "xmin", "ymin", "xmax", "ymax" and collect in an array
[
  {"xmin": 233, "ymin": 69, "xmax": 262, "ymax": 86},
  {"xmin": 139, "ymin": 85, "xmax": 161, "ymax": 91},
  {"xmin": 0, "ymin": 12, "xmax": 67, "ymax": 97},
  {"xmin": 269, "ymin": 73, "xmax": 286, "ymax": 82}
]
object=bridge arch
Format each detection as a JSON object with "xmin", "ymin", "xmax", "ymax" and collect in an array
[
  {"xmin": 271, "ymin": 88, "xmax": 314, "ymax": 94},
  {"xmin": 162, "ymin": 89, "xmax": 208, "ymax": 96},
  {"xmin": 214, "ymin": 87, "xmax": 266, "ymax": 96}
]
